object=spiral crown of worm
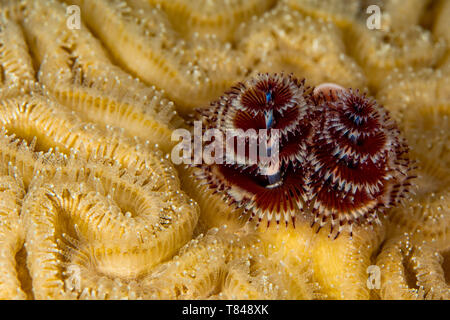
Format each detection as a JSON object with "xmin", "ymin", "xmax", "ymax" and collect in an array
[{"xmin": 195, "ymin": 73, "xmax": 414, "ymax": 238}]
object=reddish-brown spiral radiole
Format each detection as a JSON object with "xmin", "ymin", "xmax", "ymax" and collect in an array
[
  {"xmin": 196, "ymin": 74, "xmax": 315, "ymax": 227},
  {"xmin": 195, "ymin": 74, "xmax": 414, "ymax": 238},
  {"xmin": 309, "ymin": 86, "xmax": 414, "ymax": 238}
]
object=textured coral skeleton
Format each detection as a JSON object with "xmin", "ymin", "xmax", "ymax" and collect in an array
[{"xmin": 0, "ymin": 0, "xmax": 448, "ymax": 300}]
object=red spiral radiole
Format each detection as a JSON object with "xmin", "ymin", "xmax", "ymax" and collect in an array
[
  {"xmin": 196, "ymin": 74, "xmax": 316, "ymax": 227},
  {"xmin": 309, "ymin": 87, "xmax": 414, "ymax": 238},
  {"xmin": 194, "ymin": 74, "xmax": 414, "ymax": 238}
]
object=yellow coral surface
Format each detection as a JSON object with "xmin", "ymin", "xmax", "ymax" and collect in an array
[{"xmin": 0, "ymin": 0, "xmax": 448, "ymax": 300}]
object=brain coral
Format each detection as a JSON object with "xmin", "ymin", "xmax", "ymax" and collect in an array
[{"xmin": 0, "ymin": 0, "xmax": 448, "ymax": 300}]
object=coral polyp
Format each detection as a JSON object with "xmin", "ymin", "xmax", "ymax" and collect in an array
[{"xmin": 196, "ymin": 75, "xmax": 414, "ymax": 238}]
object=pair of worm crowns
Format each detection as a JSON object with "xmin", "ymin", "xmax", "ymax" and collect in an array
[{"xmin": 195, "ymin": 73, "xmax": 414, "ymax": 239}]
